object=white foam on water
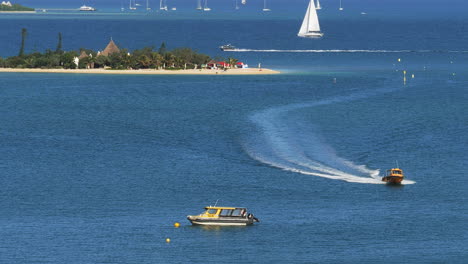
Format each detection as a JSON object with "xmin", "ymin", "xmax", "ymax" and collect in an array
[
  {"xmin": 244, "ymin": 89, "xmax": 416, "ymax": 185},
  {"xmin": 227, "ymin": 49, "xmax": 467, "ymax": 53}
]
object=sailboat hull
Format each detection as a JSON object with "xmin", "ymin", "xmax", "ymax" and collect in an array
[{"xmin": 298, "ymin": 32, "xmax": 324, "ymax": 38}]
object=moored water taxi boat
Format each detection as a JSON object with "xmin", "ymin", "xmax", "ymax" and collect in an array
[
  {"xmin": 187, "ymin": 206, "xmax": 259, "ymax": 226},
  {"xmin": 382, "ymin": 168, "xmax": 405, "ymax": 184}
]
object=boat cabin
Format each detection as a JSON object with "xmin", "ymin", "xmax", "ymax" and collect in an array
[
  {"xmin": 386, "ymin": 168, "xmax": 404, "ymax": 177},
  {"xmin": 201, "ymin": 206, "xmax": 247, "ymax": 218}
]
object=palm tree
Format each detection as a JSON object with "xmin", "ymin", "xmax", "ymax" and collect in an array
[
  {"xmin": 19, "ymin": 28, "xmax": 27, "ymax": 57},
  {"xmin": 228, "ymin": 57, "xmax": 238, "ymax": 69}
]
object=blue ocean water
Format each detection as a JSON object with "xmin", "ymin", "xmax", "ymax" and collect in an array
[{"xmin": 1, "ymin": 4, "xmax": 468, "ymax": 264}]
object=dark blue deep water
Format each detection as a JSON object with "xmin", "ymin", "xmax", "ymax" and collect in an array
[{"xmin": 1, "ymin": 5, "xmax": 467, "ymax": 264}]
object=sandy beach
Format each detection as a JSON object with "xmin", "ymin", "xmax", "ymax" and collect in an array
[{"xmin": 0, "ymin": 67, "xmax": 280, "ymax": 75}]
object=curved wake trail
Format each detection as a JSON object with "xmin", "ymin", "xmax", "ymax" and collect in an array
[
  {"xmin": 244, "ymin": 89, "xmax": 416, "ymax": 185},
  {"xmin": 227, "ymin": 49, "xmax": 468, "ymax": 53}
]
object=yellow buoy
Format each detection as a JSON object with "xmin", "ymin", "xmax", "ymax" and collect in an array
[
  {"xmin": 166, "ymin": 238, "xmax": 171, "ymax": 243},
  {"xmin": 174, "ymin": 222, "xmax": 180, "ymax": 228}
]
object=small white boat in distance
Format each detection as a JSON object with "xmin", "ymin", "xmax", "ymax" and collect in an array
[
  {"xmin": 339, "ymin": 0, "xmax": 344, "ymax": 10},
  {"xmin": 316, "ymin": 0, "xmax": 321, "ymax": 10},
  {"xmin": 79, "ymin": 5, "xmax": 96, "ymax": 11},
  {"xmin": 262, "ymin": 0, "xmax": 271, "ymax": 11},
  {"xmin": 203, "ymin": 0, "xmax": 211, "ymax": 11},
  {"xmin": 298, "ymin": 0, "xmax": 323, "ymax": 38}
]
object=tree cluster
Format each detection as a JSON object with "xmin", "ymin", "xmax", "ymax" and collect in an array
[
  {"xmin": 0, "ymin": 4, "xmax": 34, "ymax": 11},
  {"xmin": 0, "ymin": 29, "xmax": 220, "ymax": 70}
]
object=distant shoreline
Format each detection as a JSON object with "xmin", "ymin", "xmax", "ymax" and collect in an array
[{"xmin": 0, "ymin": 67, "xmax": 280, "ymax": 75}]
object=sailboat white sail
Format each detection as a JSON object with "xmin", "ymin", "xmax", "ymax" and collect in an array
[
  {"xmin": 339, "ymin": 0, "xmax": 343, "ymax": 10},
  {"xmin": 262, "ymin": 0, "xmax": 271, "ymax": 11},
  {"xmin": 129, "ymin": 0, "xmax": 136, "ymax": 10},
  {"xmin": 316, "ymin": 0, "xmax": 321, "ymax": 10},
  {"xmin": 203, "ymin": 0, "xmax": 211, "ymax": 11},
  {"xmin": 241, "ymin": 0, "xmax": 246, "ymax": 4},
  {"xmin": 160, "ymin": 0, "xmax": 167, "ymax": 10},
  {"xmin": 196, "ymin": 0, "xmax": 202, "ymax": 10},
  {"xmin": 298, "ymin": 0, "xmax": 323, "ymax": 38}
]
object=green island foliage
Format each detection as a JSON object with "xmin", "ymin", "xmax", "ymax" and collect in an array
[
  {"xmin": 0, "ymin": 46, "xmax": 213, "ymax": 70},
  {"xmin": 0, "ymin": 4, "xmax": 34, "ymax": 11},
  {"xmin": 0, "ymin": 31, "xmax": 226, "ymax": 70}
]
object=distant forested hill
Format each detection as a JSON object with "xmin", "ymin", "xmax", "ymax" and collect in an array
[{"xmin": 0, "ymin": 4, "xmax": 34, "ymax": 11}]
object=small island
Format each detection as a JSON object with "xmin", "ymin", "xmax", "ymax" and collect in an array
[
  {"xmin": 0, "ymin": 1, "xmax": 34, "ymax": 12},
  {"xmin": 0, "ymin": 29, "xmax": 279, "ymax": 75}
]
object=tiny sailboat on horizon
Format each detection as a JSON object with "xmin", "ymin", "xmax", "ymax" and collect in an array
[
  {"xmin": 298, "ymin": 0, "xmax": 323, "ymax": 38},
  {"xmin": 203, "ymin": 0, "xmax": 211, "ymax": 11},
  {"xmin": 262, "ymin": 0, "xmax": 271, "ymax": 11},
  {"xmin": 316, "ymin": 0, "xmax": 321, "ymax": 10}
]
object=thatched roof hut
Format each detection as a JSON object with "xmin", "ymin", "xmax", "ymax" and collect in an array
[
  {"xmin": 101, "ymin": 39, "xmax": 120, "ymax": 56},
  {"xmin": 78, "ymin": 50, "xmax": 89, "ymax": 59}
]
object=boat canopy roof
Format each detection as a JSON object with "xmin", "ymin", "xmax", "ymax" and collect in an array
[
  {"xmin": 386, "ymin": 168, "xmax": 404, "ymax": 176},
  {"xmin": 204, "ymin": 206, "xmax": 245, "ymax": 210}
]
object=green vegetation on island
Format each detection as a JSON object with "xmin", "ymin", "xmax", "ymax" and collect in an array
[
  {"xmin": 0, "ymin": 29, "xmax": 242, "ymax": 71},
  {"xmin": 0, "ymin": 2, "xmax": 34, "ymax": 11}
]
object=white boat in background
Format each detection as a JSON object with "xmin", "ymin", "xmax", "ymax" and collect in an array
[
  {"xmin": 262, "ymin": 0, "xmax": 271, "ymax": 11},
  {"xmin": 339, "ymin": 0, "xmax": 343, "ymax": 11},
  {"xmin": 196, "ymin": 0, "xmax": 202, "ymax": 10},
  {"xmin": 146, "ymin": 0, "xmax": 151, "ymax": 10},
  {"xmin": 79, "ymin": 5, "xmax": 96, "ymax": 11},
  {"xmin": 129, "ymin": 0, "xmax": 136, "ymax": 10},
  {"xmin": 316, "ymin": 0, "xmax": 321, "ymax": 10},
  {"xmin": 159, "ymin": 0, "xmax": 168, "ymax": 10},
  {"xmin": 241, "ymin": 0, "xmax": 246, "ymax": 5},
  {"xmin": 298, "ymin": 0, "xmax": 323, "ymax": 38},
  {"xmin": 203, "ymin": 0, "xmax": 211, "ymax": 11}
]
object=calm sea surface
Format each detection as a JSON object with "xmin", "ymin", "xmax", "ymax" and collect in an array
[{"xmin": 0, "ymin": 7, "xmax": 467, "ymax": 264}]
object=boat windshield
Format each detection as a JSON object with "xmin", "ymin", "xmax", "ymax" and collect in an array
[{"xmin": 206, "ymin": 209, "xmax": 218, "ymax": 214}]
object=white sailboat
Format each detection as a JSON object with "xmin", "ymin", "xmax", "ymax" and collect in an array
[
  {"xmin": 235, "ymin": 0, "xmax": 239, "ymax": 10},
  {"xmin": 339, "ymin": 0, "xmax": 343, "ymax": 11},
  {"xmin": 316, "ymin": 0, "xmax": 321, "ymax": 10},
  {"xmin": 146, "ymin": 0, "xmax": 151, "ymax": 10},
  {"xmin": 196, "ymin": 0, "xmax": 202, "ymax": 10},
  {"xmin": 262, "ymin": 0, "xmax": 271, "ymax": 11},
  {"xmin": 203, "ymin": 0, "xmax": 211, "ymax": 11},
  {"xmin": 159, "ymin": 0, "xmax": 167, "ymax": 10},
  {"xmin": 298, "ymin": 0, "xmax": 323, "ymax": 38},
  {"xmin": 241, "ymin": 0, "xmax": 246, "ymax": 4},
  {"xmin": 129, "ymin": 0, "xmax": 136, "ymax": 10}
]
